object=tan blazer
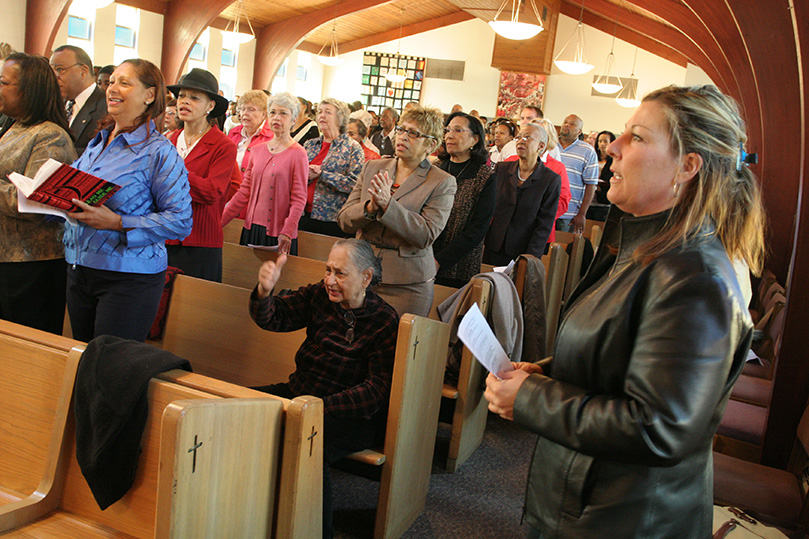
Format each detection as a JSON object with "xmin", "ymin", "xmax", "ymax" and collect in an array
[{"xmin": 338, "ymin": 157, "xmax": 456, "ymax": 285}]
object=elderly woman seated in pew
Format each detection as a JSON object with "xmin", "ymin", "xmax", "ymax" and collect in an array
[{"xmin": 249, "ymin": 238, "xmax": 399, "ymax": 539}]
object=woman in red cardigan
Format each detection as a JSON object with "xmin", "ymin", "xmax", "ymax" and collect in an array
[
  {"xmin": 166, "ymin": 68, "xmax": 237, "ymax": 282},
  {"xmin": 222, "ymin": 92, "xmax": 308, "ymax": 255}
]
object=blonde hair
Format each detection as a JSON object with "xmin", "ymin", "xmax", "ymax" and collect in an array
[
  {"xmin": 534, "ymin": 118, "xmax": 558, "ymax": 152},
  {"xmin": 400, "ymin": 105, "xmax": 444, "ymax": 145},
  {"xmin": 636, "ymin": 85, "xmax": 767, "ymax": 275},
  {"xmin": 238, "ymin": 90, "xmax": 269, "ymax": 113}
]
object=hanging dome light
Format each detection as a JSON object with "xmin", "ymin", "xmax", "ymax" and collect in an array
[
  {"xmin": 221, "ymin": 1, "xmax": 255, "ymax": 44},
  {"xmin": 591, "ymin": 8, "xmax": 622, "ymax": 94},
  {"xmin": 489, "ymin": 0, "xmax": 544, "ymax": 40},
  {"xmin": 385, "ymin": 8, "xmax": 407, "ymax": 83},
  {"xmin": 553, "ymin": 3, "xmax": 594, "ymax": 75},
  {"xmin": 616, "ymin": 47, "xmax": 641, "ymax": 108},
  {"xmin": 317, "ymin": 21, "xmax": 343, "ymax": 66}
]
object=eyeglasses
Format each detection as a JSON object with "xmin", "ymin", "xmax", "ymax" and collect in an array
[
  {"xmin": 50, "ymin": 63, "xmax": 82, "ymax": 76},
  {"xmin": 514, "ymin": 135, "xmax": 537, "ymax": 142},
  {"xmin": 239, "ymin": 106, "xmax": 263, "ymax": 115},
  {"xmin": 343, "ymin": 309, "xmax": 356, "ymax": 344},
  {"xmin": 394, "ymin": 126, "xmax": 435, "ymax": 141},
  {"xmin": 443, "ymin": 126, "xmax": 473, "ymax": 136}
]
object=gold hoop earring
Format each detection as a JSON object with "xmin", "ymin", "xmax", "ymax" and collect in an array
[{"xmin": 672, "ymin": 182, "xmax": 681, "ymax": 198}]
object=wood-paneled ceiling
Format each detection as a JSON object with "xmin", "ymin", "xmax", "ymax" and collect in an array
[{"xmin": 198, "ymin": 0, "xmax": 692, "ymax": 69}]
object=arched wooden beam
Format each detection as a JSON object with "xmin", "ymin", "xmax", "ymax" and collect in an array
[
  {"xmin": 626, "ymin": 0, "xmax": 741, "ymax": 106},
  {"xmin": 769, "ymin": 0, "xmax": 809, "ymax": 468},
  {"xmin": 252, "ymin": 0, "xmax": 395, "ymax": 90},
  {"xmin": 161, "ymin": 0, "xmax": 234, "ymax": 84},
  {"xmin": 25, "ymin": 0, "xmax": 71, "ymax": 55},
  {"xmin": 560, "ymin": 0, "xmax": 726, "ymax": 89},
  {"xmin": 716, "ymin": 0, "xmax": 806, "ymax": 469}
]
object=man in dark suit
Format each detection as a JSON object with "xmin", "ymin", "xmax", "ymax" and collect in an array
[
  {"xmin": 369, "ymin": 106, "xmax": 398, "ymax": 157},
  {"xmin": 50, "ymin": 45, "xmax": 107, "ymax": 157}
]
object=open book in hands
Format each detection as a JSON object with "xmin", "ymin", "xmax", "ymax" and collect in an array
[{"xmin": 8, "ymin": 158, "xmax": 120, "ymax": 223}]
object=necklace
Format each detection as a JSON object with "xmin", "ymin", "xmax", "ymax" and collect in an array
[
  {"xmin": 268, "ymin": 136, "xmax": 292, "ymax": 153},
  {"xmin": 447, "ymin": 158, "xmax": 472, "ymax": 179},
  {"xmin": 183, "ymin": 124, "xmax": 210, "ymax": 147}
]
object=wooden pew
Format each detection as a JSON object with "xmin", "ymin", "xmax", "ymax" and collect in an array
[
  {"xmin": 439, "ymin": 278, "xmax": 492, "ymax": 473},
  {"xmin": 161, "ymin": 285, "xmax": 449, "ymax": 538},
  {"xmin": 0, "ymin": 321, "xmax": 322, "ymax": 538},
  {"xmin": 223, "ymin": 217, "xmax": 244, "ymax": 244},
  {"xmin": 222, "ymin": 242, "xmax": 458, "ymax": 319},
  {"xmin": 540, "ymin": 245, "xmax": 569, "ymax": 354},
  {"xmin": 0, "ymin": 323, "xmax": 82, "ymax": 532}
]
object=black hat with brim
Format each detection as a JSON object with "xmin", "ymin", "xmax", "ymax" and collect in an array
[{"xmin": 167, "ymin": 68, "xmax": 229, "ymax": 118}]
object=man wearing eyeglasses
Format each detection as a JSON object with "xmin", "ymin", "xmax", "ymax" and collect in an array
[{"xmin": 50, "ymin": 45, "xmax": 107, "ymax": 157}]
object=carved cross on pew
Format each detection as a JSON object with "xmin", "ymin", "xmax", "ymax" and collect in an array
[
  {"xmin": 188, "ymin": 435, "xmax": 203, "ymax": 473},
  {"xmin": 308, "ymin": 426, "xmax": 318, "ymax": 457}
]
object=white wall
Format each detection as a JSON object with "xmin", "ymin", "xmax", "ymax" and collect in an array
[
  {"xmin": 4, "ymin": 0, "xmax": 27, "ymax": 52},
  {"xmin": 320, "ymin": 18, "xmax": 502, "ymax": 117},
  {"xmin": 543, "ymin": 14, "xmax": 694, "ymax": 134}
]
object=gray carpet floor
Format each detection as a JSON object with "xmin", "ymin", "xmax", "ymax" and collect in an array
[{"xmin": 332, "ymin": 412, "xmax": 536, "ymax": 538}]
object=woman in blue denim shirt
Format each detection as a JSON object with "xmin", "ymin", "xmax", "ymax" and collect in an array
[
  {"xmin": 64, "ymin": 59, "xmax": 192, "ymax": 342},
  {"xmin": 301, "ymin": 98, "xmax": 364, "ymax": 237}
]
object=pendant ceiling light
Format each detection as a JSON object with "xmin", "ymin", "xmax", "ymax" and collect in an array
[
  {"xmin": 489, "ymin": 0, "xmax": 544, "ymax": 41},
  {"xmin": 553, "ymin": 2, "xmax": 593, "ymax": 75},
  {"xmin": 385, "ymin": 9, "xmax": 407, "ymax": 83},
  {"xmin": 317, "ymin": 20, "xmax": 343, "ymax": 66},
  {"xmin": 616, "ymin": 47, "xmax": 641, "ymax": 108},
  {"xmin": 591, "ymin": 5, "xmax": 622, "ymax": 94},
  {"xmin": 71, "ymin": 0, "xmax": 114, "ymax": 9},
  {"xmin": 222, "ymin": 0, "xmax": 255, "ymax": 44}
]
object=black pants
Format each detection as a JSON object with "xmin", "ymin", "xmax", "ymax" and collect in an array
[
  {"xmin": 254, "ymin": 382, "xmax": 376, "ymax": 539},
  {"xmin": 166, "ymin": 245, "xmax": 223, "ymax": 282},
  {"xmin": 66, "ymin": 264, "xmax": 165, "ymax": 342},
  {"xmin": 0, "ymin": 258, "xmax": 66, "ymax": 335}
]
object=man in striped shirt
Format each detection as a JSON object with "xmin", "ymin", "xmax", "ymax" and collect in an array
[{"xmin": 557, "ymin": 114, "xmax": 599, "ymax": 234}]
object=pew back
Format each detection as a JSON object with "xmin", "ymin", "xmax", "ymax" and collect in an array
[
  {"xmin": 162, "ymin": 275, "xmax": 304, "ymax": 387},
  {"xmin": 0, "ymin": 323, "xmax": 81, "ymax": 532}
]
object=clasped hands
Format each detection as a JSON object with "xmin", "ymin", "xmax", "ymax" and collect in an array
[
  {"xmin": 484, "ymin": 362, "xmax": 544, "ymax": 421},
  {"xmin": 366, "ymin": 171, "xmax": 393, "ymax": 213},
  {"xmin": 67, "ymin": 199, "xmax": 123, "ymax": 231}
]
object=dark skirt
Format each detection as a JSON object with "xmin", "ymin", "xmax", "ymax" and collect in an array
[{"xmin": 239, "ymin": 224, "xmax": 298, "ymax": 256}]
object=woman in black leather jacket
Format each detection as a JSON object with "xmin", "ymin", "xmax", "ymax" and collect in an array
[{"xmin": 485, "ymin": 85, "xmax": 766, "ymax": 539}]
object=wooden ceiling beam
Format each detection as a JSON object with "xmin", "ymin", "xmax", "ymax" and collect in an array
[
  {"xmin": 160, "ymin": 0, "xmax": 235, "ymax": 83},
  {"xmin": 624, "ymin": 0, "xmax": 738, "ymax": 98},
  {"xmin": 563, "ymin": 5, "xmax": 687, "ymax": 67},
  {"xmin": 561, "ymin": 0, "xmax": 728, "ymax": 88},
  {"xmin": 24, "ymin": 0, "xmax": 71, "ymax": 55},
  {"xmin": 333, "ymin": 10, "xmax": 474, "ymax": 55},
  {"xmin": 114, "ymin": 0, "xmax": 167, "ymax": 15},
  {"xmin": 253, "ymin": 0, "xmax": 395, "ymax": 89}
]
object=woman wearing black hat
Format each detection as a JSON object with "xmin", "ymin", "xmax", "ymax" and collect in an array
[{"xmin": 165, "ymin": 68, "xmax": 237, "ymax": 282}]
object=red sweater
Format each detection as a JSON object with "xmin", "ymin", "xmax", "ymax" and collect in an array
[{"xmin": 167, "ymin": 127, "xmax": 237, "ymax": 248}]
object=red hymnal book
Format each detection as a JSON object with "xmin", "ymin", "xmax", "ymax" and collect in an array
[{"xmin": 8, "ymin": 159, "xmax": 120, "ymax": 213}]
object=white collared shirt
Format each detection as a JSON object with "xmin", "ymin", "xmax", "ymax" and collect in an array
[{"xmin": 70, "ymin": 83, "xmax": 97, "ymax": 128}]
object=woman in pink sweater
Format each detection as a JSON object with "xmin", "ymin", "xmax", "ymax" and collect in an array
[{"xmin": 222, "ymin": 92, "xmax": 308, "ymax": 255}]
